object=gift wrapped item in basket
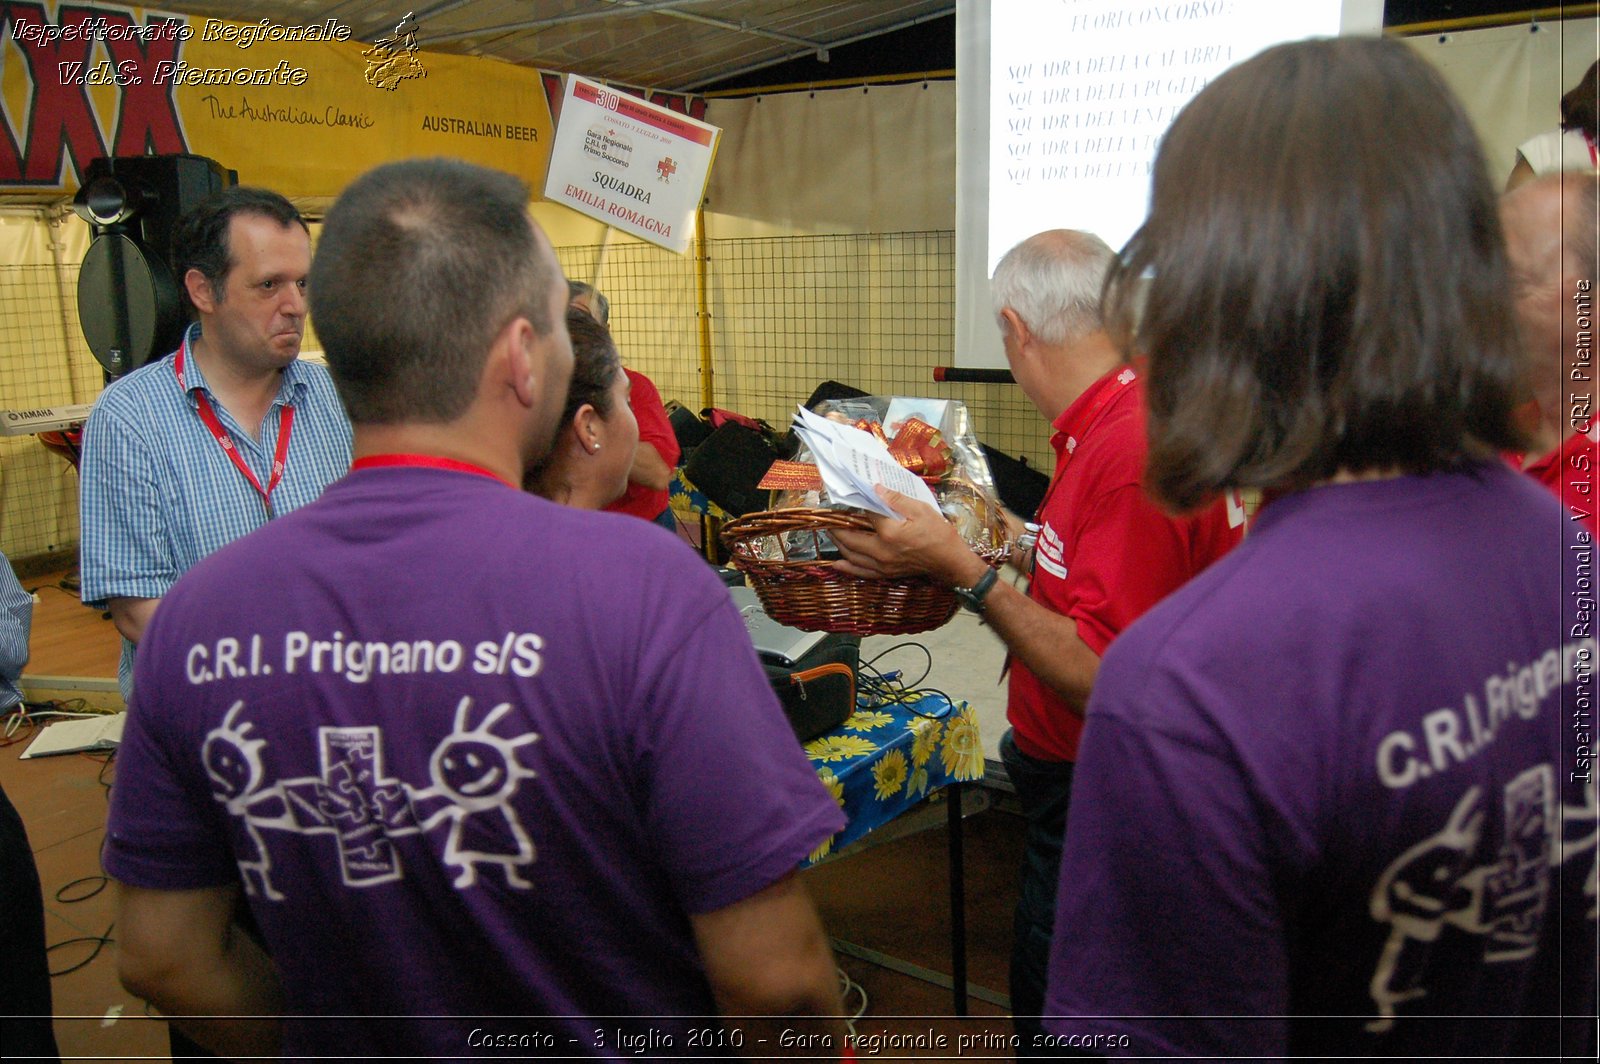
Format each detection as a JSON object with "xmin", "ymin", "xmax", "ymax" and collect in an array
[{"xmin": 720, "ymin": 396, "xmax": 1012, "ymax": 635}]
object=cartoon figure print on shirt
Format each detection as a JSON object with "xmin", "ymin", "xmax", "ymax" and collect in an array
[
  {"xmin": 408, "ymin": 698, "xmax": 540, "ymax": 888},
  {"xmin": 1367, "ymin": 767, "xmax": 1597, "ymax": 1032},
  {"xmin": 200, "ymin": 696, "xmax": 540, "ymax": 894},
  {"xmin": 202, "ymin": 702, "xmax": 297, "ymax": 900}
]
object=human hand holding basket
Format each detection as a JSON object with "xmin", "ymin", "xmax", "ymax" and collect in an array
[{"xmin": 719, "ymin": 472, "xmax": 1012, "ymax": 635}]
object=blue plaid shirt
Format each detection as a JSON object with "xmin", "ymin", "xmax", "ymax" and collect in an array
[
  {"xmin": 0, "ymin": 551, "xmax": 30, "ymax": 711},
  {"xmin": 79, "ymin": 324, "xmax": 352, "ymax": 700}
]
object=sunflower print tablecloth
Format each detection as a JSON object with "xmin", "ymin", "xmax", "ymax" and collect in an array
[
  {"xmin": 802, "ymin": 691, "xmax": 983, "ymax": 865},
  {"xmin": 667, "ymin": 469, "xmax": 725, "ymax": 519}
]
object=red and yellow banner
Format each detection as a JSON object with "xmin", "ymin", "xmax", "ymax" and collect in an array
[{"xmin": 0, "ymin": 2, "xmax": 560, "ymax": 198}]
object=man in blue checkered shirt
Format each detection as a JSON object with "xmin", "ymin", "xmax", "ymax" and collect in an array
[{"xmin": 79, "ymin": 188, "xmax": 352, "ymax": 705}]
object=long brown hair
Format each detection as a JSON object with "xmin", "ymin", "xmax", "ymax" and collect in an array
[
  {"xmin": 522, "ymin": 309, "xmax": 622, "ymax": 492},
  {"xmin": 1105, "ymin": 37, "xmax": 1528, "ymax": 512}
]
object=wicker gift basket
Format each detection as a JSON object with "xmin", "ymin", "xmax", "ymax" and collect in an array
[{"xmin": 720, "ymin": 398, "xmax": 1012, "ymax": 635}]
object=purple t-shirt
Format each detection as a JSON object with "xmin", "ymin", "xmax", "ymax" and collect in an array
[
  {"xmin": 104, "ymin": 465, "xmax": 845, "ymax": 1058},
  {"xmin": 1045, "ymin": 464, "xmax": 1596, "ymax": 1059}
]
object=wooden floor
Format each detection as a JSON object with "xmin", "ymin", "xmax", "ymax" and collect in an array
[
  {"xmin": 16, "ymin": 569, "xmax": 122, "ymax": 677},
  {"xmin": 4, "ymin": 568, "xmax": 166, "ymax": 1057},
  {"xmin": 5, "ymin": 567, "xmax": 1026, "ymax": 1060}
]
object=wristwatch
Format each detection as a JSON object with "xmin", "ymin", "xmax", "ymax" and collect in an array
[{"xmin": 953, "ymin": 566, "xmax": 1000, "ymax": 614}]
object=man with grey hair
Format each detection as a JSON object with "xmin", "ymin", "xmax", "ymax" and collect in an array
[
  {"xmin": 834, "ymin": 228, "xmax": 1244, "ymax": 1049},
  {"xmin": 1502, "ymin": 172, "xmax": 1600, "ymax": 530}
]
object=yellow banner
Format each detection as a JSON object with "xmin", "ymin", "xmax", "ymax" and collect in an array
[{"xmin": 1, "ymin": 3, "xmax": 554, "ymax": 199}]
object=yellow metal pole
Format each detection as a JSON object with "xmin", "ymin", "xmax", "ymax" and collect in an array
[
  {"xmin": 694, "ymin": 203, "xmax": 719, "ymax": 562},
  {"xmin": 695, "ymin": 205, "xmax": 714, "ymax": 411}
]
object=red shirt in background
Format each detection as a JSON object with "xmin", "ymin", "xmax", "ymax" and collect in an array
[
  {"xmin": 604, "ymin": 369, "xmax": 681, "ymax": 521},
  {"xmin": 1008, "ymin": 367, "xmax": 1247, "ymax": 763},
  {"xmin": 1524, "ymin": 429, "xmax": 1598, "ymax": 532}
]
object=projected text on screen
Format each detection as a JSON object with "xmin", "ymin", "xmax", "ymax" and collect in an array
[{"xmin": 987, "ymin": 0, "xmax": 1345, "ymax": 271}]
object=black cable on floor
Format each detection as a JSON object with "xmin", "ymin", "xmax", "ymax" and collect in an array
[
  {"xmin": 49, "ymin": 876, "xmax": 115, "ymax": 977},
  {"xmin": 48, "ymin": 922, "xmax": 115, "ymax": 977},
  {"xmin": 55, "ymin": 874, "xmax": 107, "ymax": 904},
  {"xmin": 87, "ymin": 748, "xmax": 116, "ymax": 796}
]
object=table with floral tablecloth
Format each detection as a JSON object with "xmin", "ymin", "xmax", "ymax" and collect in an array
[{"xmin": 802, "ymin": 690, "xmax": 983, "ymax": 866}]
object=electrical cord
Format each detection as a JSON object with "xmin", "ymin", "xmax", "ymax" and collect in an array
[
  {"xmin": 837, "ymin": 965, "xmax": 868, "ymax": 1036},
  {"xmin": 862, "ymin": 641, "xmax": 935, "ymax": 687},
  {"xmin": 48, "ymin": 922, "xmax": 115, "ymax": 977},
  {"xmin": 56, "ymin": 874, "xmax": 107, "ymax": 904},
  {"xmin": 858, "ymin": 641, "xmax": 958, "ymax": 719},
  {"xmin": 25, "ymin": 580, "xmax": 80, "ymax": 600},
  {"xmin": 0, "ymin": 708, "xmax": 36, "ymax": 746},
  {"xmin": 89, "ymin": 748, "xmax": 117, "ymax": 796},
  {"xmin": 1, "ymin": 699, "xmax": 111, "ymax": 744},
  {"xmin": 31, "ymin": 751, "xmax": 120, "ymax": 977},
  {"xmin": 48, "ymin": 878, "xmax": 114, "ymax": 978}
]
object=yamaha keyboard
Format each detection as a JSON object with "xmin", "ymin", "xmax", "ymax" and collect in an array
[{"xmin": 0, "ymin": 405, "xmax": 94, "ymax": 436}]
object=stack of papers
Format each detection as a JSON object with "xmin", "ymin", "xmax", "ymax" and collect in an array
[
  {"xmin": 20, "ymin": 712, "xmax": 126, "ymax": 759},
  {"xmin": 791, "ymin": 406, "xmax": 941, "ymax": 519}
]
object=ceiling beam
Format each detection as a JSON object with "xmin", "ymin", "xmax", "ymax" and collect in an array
[
  {"xmin": 679, "ymin": 5, "xmax": 954, "ymax": 91},
  {"xmin": 645, "ymin": 8, "xmax": 828, "ymax": 56},
  {"xmin": 355, "ymin": 0, "xmax": 481, "ymax": 43},
  {"xmin": 419, "ymin": 0, "xmax": 705, "ymax": 45}
]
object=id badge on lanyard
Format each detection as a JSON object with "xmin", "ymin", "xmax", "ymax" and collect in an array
[{"xmin": 175, "ymin": 344, "xmax": 295, "ymax": 518}]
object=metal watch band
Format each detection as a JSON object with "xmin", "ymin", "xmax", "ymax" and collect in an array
[{"xmin": 954, "ymin": 565, "xmax": 1000, "ymax": 614}]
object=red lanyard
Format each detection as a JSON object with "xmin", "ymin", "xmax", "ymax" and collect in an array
[
  {"xmin": 1588, "ymin": 131, "xmax": 1598, "ymax": 168},
  {"xmin": 174, "ymin": 340, "xmax": 295, "ymax": 518},
  {"xmin": 352, "ymin": 453, "xmax": 513, "ymax": 487},
  {"xmin": 1034, "ymin": 366, "xmax": 1137, "ymax": 522}
]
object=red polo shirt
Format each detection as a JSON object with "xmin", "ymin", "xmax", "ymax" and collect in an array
[
  {"xmin": 1007, "ymin": 368, "xmax": 1246, "ymax": 762},
  {"xmin": 604, "ymin": 369, "xmax": 681, "ymax": 521},
  {"xmin": 1524, "ymin": 430, "xmax": 1597, "ymax": 532}
]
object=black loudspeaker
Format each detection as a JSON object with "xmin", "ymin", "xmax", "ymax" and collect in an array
[
  {"xmin": 683, "ymin": 421, "xmax": 781, "ymax": 517},
  {"xmin": 982, "ymin": 443, "xmax": 1050, "ymax": 518},
  {"xmin": 666, "ymin": 401, "xmax": 713, "ymax": 454},
  {"xmin": 73, "ymin": 154, "xmax": 236, "ymax": 378}
]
